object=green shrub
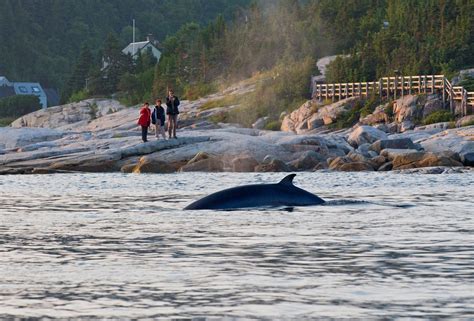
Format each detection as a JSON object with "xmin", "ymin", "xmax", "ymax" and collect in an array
[
  {"xmin": 183, "ymin": 82, "xmax": 217, "ymax": 100},
  {"xmin": 199, "ymin": 94, "xmax": 244, "ymax": 111},
  {"xmin": 459, "ymin": 76, "xmax": 474, "ymax": 92},
  {"xmin": 264, "ymin": 120, "xmax": 281, "ymax": 131},
  {"xmin": 68, "ymin": 89, "xmax": 89, "ymax": 103},
  {"xmin": 209, "ymin": 111, "xmax": 229, "ymax": 123},
  {"xmin": 423, "ymin": 110, "xmax": 454, "ymax": 125},
  {"xmin": 0, "ymin": 117, "xmax": 15, "ymax": 127},
  {"xmin": 0, "ymin": 95, "xmax": 41, "ymax": 118},
  {"xmin": 359, "ymin": 95, "xmax": 380, "ymax": 118}
]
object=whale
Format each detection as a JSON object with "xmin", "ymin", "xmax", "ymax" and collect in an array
[{"xmin": 184, "ymin": 174, "xmax": 325, "ymax": 210}]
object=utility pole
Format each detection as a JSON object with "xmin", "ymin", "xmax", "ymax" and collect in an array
[{"xmin": 132, "ymin": 19, "xmax": 136, "ymax": 56}]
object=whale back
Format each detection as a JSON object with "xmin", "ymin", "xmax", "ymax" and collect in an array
[{"xmin": 184, "ymin": 174, "xmax": 325, "ymax": 210}]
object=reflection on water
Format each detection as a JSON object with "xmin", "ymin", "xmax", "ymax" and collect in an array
[{"xmin": 0, "ymin": 172, "xmax": 473, "ymax": 318}]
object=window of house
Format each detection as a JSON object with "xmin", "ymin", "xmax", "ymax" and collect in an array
[
  {"xmin": 19, "ymin": 86, "xmax": 28, "ymax": 93},
  {"xmin": 32, "ymin": 86, "xmax": 41, "ymax": 93}
]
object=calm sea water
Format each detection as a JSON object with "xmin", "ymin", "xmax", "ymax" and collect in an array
[{"xmin": 0, "ymin": 172, "xmax": 473, "ymax": 319}]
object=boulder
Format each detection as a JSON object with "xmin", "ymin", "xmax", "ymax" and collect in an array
[
  {"xmin": 133, "ymin": 157, "xmax": 176, "ymax": 173},
  {"xmin": 377, "ymin": 161, "xmax": 393, "ymax": 171},
  {"xmin": 328, "ymin": 156, "xmax": 374, "ymax": 171},
  {"xmin": 120, "ymin": 163, "xmax": 137, "ymax": 173},
  {"xmin": 179, "ymin": 157, "xmax": 224, "ymax": 172},
  {"xmin": 417, "ymin": 153, "xmax": 463, "ymax": 168},
  {"xmin": 392, "ymin": 151, "xmax": 463, "ymax": 169},
  {"xmin": 423, "ymin": 99, "xmax": 444, "ymax": 118},
  {"xmin": 380, "ymin": 149, "xmax": 420, "ymax": 161},
  {"xmin": 338, "ymin": 162, "xmax": 375, "ymax": 171},
  {"xmin": 252, "ymin": 117, "xmax": 269, "ymax": 130},
  {"xmin": 400, "ymin": 120, "xmax": 415, "ymax": 132},
  {"xmin": 254, "ymin": 158, "xmax": 291, "ymax": 172},
  {"xmin": 392, "ymin": 151, "xmax": 426, "ymax": 169},
  {"xmin": 456, "ymin": 115, "xmax": 474, "ymax": 127},
  {"xmin": 393, "ymin": 95, "xmax": 422, "ymax": 123},
  {"xmin": 369, "ymin": 138, "xmax": 417, "ymax": 153},
  {"xmin": 0, "ymin": 127, "xmax": 65, "ymax": 149},
  {"xmin": 231, "ymin": 156, "xmax": 259, "ymax": 172},
  {"xmin": 460, "ymin": 152, "xmax": 474, "ymax": 167},
  {"xmin": 359, "ymin": 105, "xmax": 389, "ymax": 125},
  {"xmin": 187, "ymin": 151, "xmax": 213, "ymax": 164},
  {"xmin": 356, "ymin": 143, "xmax": 372, "ymax": 157},
  {"xmin": 347, "ymin": 151, "xmax": 368, "ymax": 163},
  {"xmin": 347, "ymin": 125, "xmax": 388, "ymax": 148},
  {"xmin": 307, "ymin": 114, "xmax": 325, "ymax": 130},
  {"xmin": 288, "ymin": 150, "xmax": 325, "ymax": 171},
  {"xmin": 369, "ymin": 155, "xmax": 387, "ymax": 170}
]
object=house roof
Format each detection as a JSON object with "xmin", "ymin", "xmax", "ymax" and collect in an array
[
  {"xmin": 0, "ymin": 85, "xmax": 15, "ymax": 99},
  {"xmin": 122, "ymin": 41, "xmax": 149, "ymax": 56},
  {"xmin": 122, "ymin": 41, "xmax": 160, "ymax": 57},
  {"xmin": 13, "ymin": 82, "xmax": 45, "ymax": 95},
  {"xmin": 0, "ymin": 76, "xmax": 11, "ymax": 86}
]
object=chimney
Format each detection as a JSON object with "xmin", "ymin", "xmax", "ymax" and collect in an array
[{"xmin": 146, "ymin": 33, "xmax": 154, "ymax": 43}]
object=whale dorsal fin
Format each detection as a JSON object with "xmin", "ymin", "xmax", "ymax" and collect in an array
[{"xmin": 278, "ymin": 174, "xmax": 296, "ymax": 186}]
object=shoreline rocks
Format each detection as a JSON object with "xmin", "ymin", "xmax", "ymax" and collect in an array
[{"xmin": 2, "ymin": 91, "xmax": 474, "ymax": 175}]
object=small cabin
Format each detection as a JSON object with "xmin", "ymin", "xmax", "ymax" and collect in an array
[{"xmin": 0, "ymin": 77, "xmax": 48, "ymax": 108}]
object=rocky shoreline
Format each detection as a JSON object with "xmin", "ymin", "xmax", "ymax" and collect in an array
[{"xmin": 1, "ymin": 85, "xmax": 473, "ymax": 175}]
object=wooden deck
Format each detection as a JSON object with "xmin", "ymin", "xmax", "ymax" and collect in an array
[{"xmin": 313, "ymin": 75, "xmax": 474, "ymax": 116}]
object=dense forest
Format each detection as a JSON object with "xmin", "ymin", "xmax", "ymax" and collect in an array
[
  {"xmin": 0, "ymin": 0, "xmax": 250, "ymax": 91},
  {"xmin": 1, "ymin": 0, "xmax": 473, "ymax": 125}
]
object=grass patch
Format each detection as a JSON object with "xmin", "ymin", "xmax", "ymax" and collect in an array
[
  {"xmin": 264, "ymin": 120, "xmax": 281, "ymax": 131},
  {"xmin": 459, "ymin": 76, "xmax": 474, "ymax": 92},
  {"xmin": 183, "ymin": 82, "xmax": 217, "ymax": 100},
  {"xmin": 0, "ymin": 117, "xmax": 15, "ymax": 127},
  {"xmin": 460, "ymin": 119, "xmax": 474, "ymax": 127},
  {"xmin": 422, "ymin": 110, "xmax": 454, "ymax": 125},
  {"xmin": 199, "ymin": 94, "xmax": 245, "ymax": 111}
]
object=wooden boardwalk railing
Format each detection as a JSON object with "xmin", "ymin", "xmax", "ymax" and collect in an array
[{"xmin": 313, "ymin": 75, "xmax": 474, "ymax": 116}]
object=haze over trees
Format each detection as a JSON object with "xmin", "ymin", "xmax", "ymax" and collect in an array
[{"xmin": 1, "ymin": 0, "xmax": 472, "ymax": 124}]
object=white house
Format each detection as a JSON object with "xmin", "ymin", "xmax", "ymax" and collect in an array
[
  {"xmin": 122, "ymin": 34, "xmax": 162, "ymax": 62},
  {"xmin": 0, "ymin": 76, "xmax": 48, "ymax": 108}
]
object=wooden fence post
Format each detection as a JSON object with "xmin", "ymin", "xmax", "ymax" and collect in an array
[
  {"xmin": 401, "ymin": 76, "xmax": 404, "ymax": 97},
  {"xmin": 442, "ymin": 78, "xmax": 446, "ymax": 106},
  {"xmin": 379, "ymin": 79, "xmax": 383, "ymax": 98}
]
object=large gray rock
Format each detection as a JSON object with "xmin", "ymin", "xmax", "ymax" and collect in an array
[
  {"xmin": 380, "ymin": 148, "xmax": 420, "ymax": 161},
  {"xmin": 11, "ymin": 99, "xmax": 126, "ymax": 129},
  {"xmin": 369, "ymin": 138, "xmax": 417, "ymax": 154},
  {"xmin": 461, "ymin": 153, "xmax": 474, "ymax": 167},
  {"xmin": 0, "ymin": 127, "xmax": 65, "ymax": 149},
  {"xmin": 347, "ymin": 125, "xmax": 388, "ymax": 148},
  {"xmin": 289, "ymin": 150, "xmax": 325, "ymax": 171},
  {"xmin": 393, "ymin": 95, "xmax": 421, "ymax": 123},
  {"xmin": 231, "ymin": 156, "xmax": 259, "ymax": 172}
]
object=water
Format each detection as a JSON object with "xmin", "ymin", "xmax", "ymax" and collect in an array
[{"xmin": 0, "ymin": 172, "xmax": 473, "ymax": 319}]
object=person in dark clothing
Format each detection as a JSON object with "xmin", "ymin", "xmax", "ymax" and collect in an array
[
  {"xmin": 166, "ymin": 89, "xmax": 180, "ymax": 139},
  {"xmin": 152, "ymin": 99, "xmax": 166, "ymax": 139},
  {"xmin": 137, "ymin": 102, "xmax": 151, "ymax": 142}
]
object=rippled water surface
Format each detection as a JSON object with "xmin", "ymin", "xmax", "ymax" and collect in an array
[{"xmin": 0, "ymin": 172, "xmax": 473, "ymax": 319}]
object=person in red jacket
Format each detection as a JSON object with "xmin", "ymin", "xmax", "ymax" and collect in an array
[{"xmin": 137, "ymin": 102, "xmax": 151, "ymax": 142}]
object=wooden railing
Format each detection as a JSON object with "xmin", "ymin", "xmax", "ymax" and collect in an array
[{"xmin": 313, "ymin": 75, "xmax": 474, "ymax": 116}]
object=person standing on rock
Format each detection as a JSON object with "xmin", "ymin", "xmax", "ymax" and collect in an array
[
  {"xmin": 138, "ymin": 102, "xmax": 151, "ymax": 143},
  {"xmin": 152, "ymin": 99, "xmax": 166, "ymax": 140},
  {"xmin": 166, "ymin": 89, "xmax": 180, "ymax": 139}
]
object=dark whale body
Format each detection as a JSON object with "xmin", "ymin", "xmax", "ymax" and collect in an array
[{"xmin": 184, "ymin": 174, "xmax": 325, "ymax": 210}]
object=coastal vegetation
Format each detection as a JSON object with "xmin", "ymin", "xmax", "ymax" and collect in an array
[
  {"xmin": 0, "ymin": 95, "xmax": 41, "ymax": 126},
  {"xmin": 1, "ymin": 0, "xmax": 473, "ymax": 127}
]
